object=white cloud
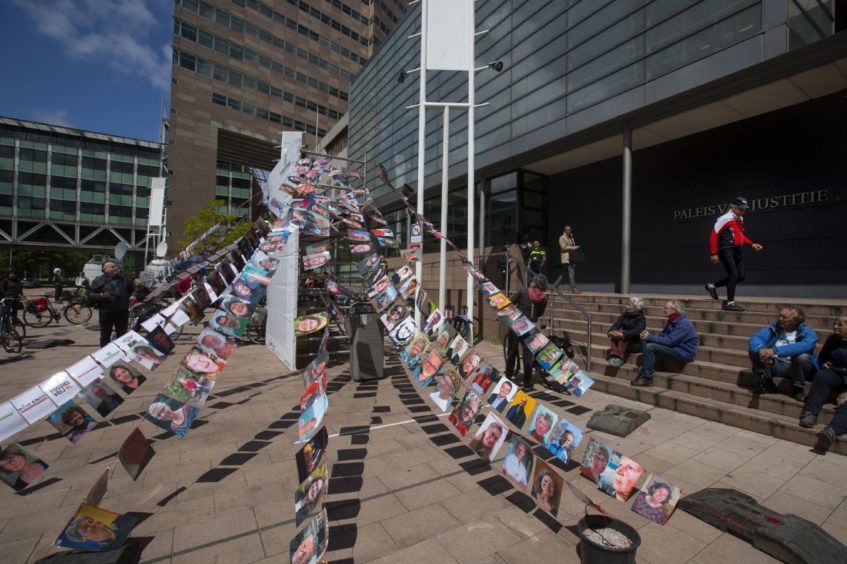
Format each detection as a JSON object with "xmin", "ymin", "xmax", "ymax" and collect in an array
[
  {"xmin": 31, "ymin": 109, "xmax": 73, "ymax": 127},
  {"xmin": 12, "ymin": 0, "xmax": 172, "ymax": 91}
]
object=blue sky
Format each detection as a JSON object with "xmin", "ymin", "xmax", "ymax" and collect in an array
[{"xmin": 0, "ymin": 0, "xmax": 173, "ymax": 142}]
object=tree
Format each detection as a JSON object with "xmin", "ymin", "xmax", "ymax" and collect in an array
[{"xmin": 180, "ymin": 199, "xmax": 250, "ymax": 255}]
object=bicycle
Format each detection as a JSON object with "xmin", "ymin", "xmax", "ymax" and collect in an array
[
  {"xmin": 23, "ymin": 294, "xmax": 93, "ymax": 328},
  {"xmin": 64, "ymin": 288, "xmax": 94, "ymax": 325},
  {"xmin": 1, "ymin": 298, "xmax": 24, "ymax": 353}
]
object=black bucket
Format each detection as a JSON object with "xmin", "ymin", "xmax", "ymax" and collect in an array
[{"xmin": 577, "ymin": 509, "xmax": 641, "ymax": 564}]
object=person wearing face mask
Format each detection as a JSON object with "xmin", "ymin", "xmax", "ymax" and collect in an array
[{"xmin": 705, "ymin": 196, "xmax": 764, "ymax": 312}]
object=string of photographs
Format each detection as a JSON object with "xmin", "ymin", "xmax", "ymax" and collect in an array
[
  {"xmin": 0, "ymin": 218, "xmax": 300, "ymax": 554},
  {"xmin": 320, "ymin": 166, "xmax": 682, "ymax": 526}
]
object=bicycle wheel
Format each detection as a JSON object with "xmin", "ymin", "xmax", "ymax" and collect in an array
[
  {"xmin": 64, "ymin": 303, "xmax": 93, "ymax": 325},
  {"xmin": 23, "ymin": 305, "xmax": 52, "ymax": 328},
  {"xmin": 12, "ymin": 318, "xmax": 26, "ymax": 339},
  {"xmin": 2, "ymin": 329, "xmax": 23, "ymax": 354}
]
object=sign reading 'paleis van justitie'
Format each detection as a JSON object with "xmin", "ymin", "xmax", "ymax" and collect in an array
[{"xmin": 672, "ymin": 189, "xmax": 829, "ymax": 222}]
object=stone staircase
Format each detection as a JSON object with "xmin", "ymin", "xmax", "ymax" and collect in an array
[{"xmin": 546, "ymin": 292, "xmax": 847, "ymax": 455}]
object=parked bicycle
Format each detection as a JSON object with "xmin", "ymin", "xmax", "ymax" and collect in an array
[
  {"xmin": 23, "ymin": 294, "xmax": 93, "ymax": 328},
  {"xmin": 0, "ymin": 298, "xmax": 23, "ymax": 353}
]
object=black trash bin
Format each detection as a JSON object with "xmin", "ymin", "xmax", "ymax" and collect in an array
[
  {"xmin": 577, "ymin": 509, "xmax": 640, "ymax": 564},
  {"xmin": 347, "ymin": 301, "xmax": 384, "ymax": 381}
]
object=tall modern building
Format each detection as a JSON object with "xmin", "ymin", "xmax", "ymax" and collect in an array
[
  {"xmin": 168, "ymin": 0, "xmax": 407, "ymax": 243},
  {"xmin": 350, "ymin": 0, "xmax": 847, "ymax": 299},
  {"xmin": 0, "ymin": 117, "xmax": 163, "ymax": 272}
]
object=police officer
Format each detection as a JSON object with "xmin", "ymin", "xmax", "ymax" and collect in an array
[{"xmin": 527, "ymin": 241, "xmax": 546, "ymax": 285}]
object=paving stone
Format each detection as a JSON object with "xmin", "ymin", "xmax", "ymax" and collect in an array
[
  {"xmin": 440, "ymin": 488, "xmax": 512, "ymax": 523},
  {"xmin": 689, "ymin": 531, "xmax": 780, "ymax": 564},
  {"xmin": 381, "ymin": 503, "xmax": 461, "ymax": 548},
  {"xmin": 495, "ymin": 528, "xmax": 578, "ymax": 564},
  {"xmin": 436, "ymin": 515, "xmax": 523, "ymax": 562},
  {"xmin": 350, "ymin": 522, "xmax": 400, "ymax": 562},
  {"xmin": 369, "ymin": 538, "xmax": 459, "ymax": 564}
]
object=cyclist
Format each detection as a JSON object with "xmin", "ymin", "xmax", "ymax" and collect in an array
[{"xmin": 1, "ymin": 271, "xmax": 24, "ymax": 322}]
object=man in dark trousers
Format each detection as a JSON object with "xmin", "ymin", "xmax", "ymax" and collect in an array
[
  {"xmin": 705, "ymin": 196, "xmax": 764, "ymax": 312},
  {"xmin": 90, "ymin": 260, "xmax": 133, "ymax": 347},
  {"xmin": 505, "ymin": 274, "xmax": 549, "ymax": 391}
]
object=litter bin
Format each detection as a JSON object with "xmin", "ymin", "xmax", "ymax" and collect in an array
[
  {"xmin": 347, "ymin": 301, "xmax": 384, "ymax": 381},
  {"xmin": 577, "ymin": 508, "xmax": 640, "ymax": 564}
]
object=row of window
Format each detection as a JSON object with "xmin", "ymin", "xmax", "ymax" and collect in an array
[
  {"xmin": 3, "ymin": 146, "xmax": 159, "ymax": 176},
  {"xmin": 235, "ymin": 0, "xmax": 369, "ymax": 45},
  {"xmin": 174, "ymin": 48, "xmax": 345, "ymax": 121},
  {"xmin": 173, "ymin": 21, "xmax": 349, "ymax": 103},
  {"xmin": 175, "ymin": 0, "xmax": 366, "ymax": 67},
  {"xmin": 211, "ymin": 92, "xmax": 328, "ymax": 137},
  {"xmin": 175, "ymin": 17, "xmax": 354, "ymax": 84}
]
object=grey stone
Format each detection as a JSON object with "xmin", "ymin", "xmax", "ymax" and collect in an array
[
  {"xmin": 679, "ymin": 488, "xmax": 846, "ymax": 564},
  {"xmin": 586, "ymin": 404, "xmax": 651, "ymax": 437}
]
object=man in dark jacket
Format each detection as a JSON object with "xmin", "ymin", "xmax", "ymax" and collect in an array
[
  {"xmin": 631, "ymin": 300, "xmax": 698, "ymax": 387},
  {"xmin": 799, "ymin": 317, "xmax": 847, "ymax": 445},
  {"xmin": 505, "ymin": 274, "xmax": 549, "ymax": 391},
  {"xmin": 749, "ymin": 306, "xmax": 818, "ymax": 402},
  {"xmin": 90, "ymin": 260, "xmax": 134, "ymax": 347}
]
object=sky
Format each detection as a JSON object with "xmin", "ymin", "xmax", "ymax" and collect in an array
[{"xmin": 0, "ymin": 0, "xmax": 173, "ymax": 142}]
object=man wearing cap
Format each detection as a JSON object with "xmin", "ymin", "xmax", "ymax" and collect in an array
[{"xmin": 705, "ymin": 197, "xmax": 763, "ymax": 312}]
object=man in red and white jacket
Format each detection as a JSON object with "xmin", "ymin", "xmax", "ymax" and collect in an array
[{"xmin": 705, "ymin": 196, "xmax": 763, "ymax": 311}]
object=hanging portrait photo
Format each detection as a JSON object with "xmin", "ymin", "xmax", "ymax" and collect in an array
[
  {"xmin": 181, "ymin": 349, "xmax": 225, "ymax": 380},
  {"xmin": 501, "ymin": 437, "xmax": 534, "ymax": 490},
  {"xmin": 631, "ymin": 474, "xmax": 680, "ymax": 525},
  {"xmin": 165, "ymin": 368, "xmax": 216, "ymax": 405},
  {"xmin": 294, "ymin": 463, "xmax": 328, "ymax": 526},
  {"xmin": 0, "ymin": 443, "xmax": 49, "ymax": 491},
  {"xmin": 527, "ymin": 405, "xmax": 559, "ymax": 445},
  {"xmin": 197, "ymin": 328, "xmax": 238, "ymax": 361},
  {"xmin": 48, "ymin": 401, "xmax": 98, "ymax": 443},
  {"xmin": 380, "ymin": 302, "xmax": 409, "ymax": 332},
  {"xmin": 429, "ymin": 370, "xmax": 460, "ymax": 412},
  {"xmin": 448, "ymin": 390, "xmax": 482, "ymax": 437},
  {"xmin": 145, "ymin": 394, "xmax": 199, "ymax": 437},
  {"xmin": 457, "ymin": 350, "xmax": 482, "ymax": 381},
  {"xmin": 486, "ymin": 376, "xmax": 518, "ymax": 413},
  {"xmin": 295, "ymin": 313, "xmax": 329, "ymax": 337},
  {"xmin": 531, "ymin": 460, "xmax": 564, "ymax": 516},
  {"xmin": 564, "ymin": 370, "xmax": 595, "ymax": 398},
  {"xmin": 536, "ymin": 342, "xmax": 563, "ymax": 370},
  {"xmin": 296, "ymin": 426, "xmax": 328, "ymax": 483},
  {"xmin": 544, "ymin": 418, "xmax": 584, "ymax": 463},
  {"xmin": 416, "ymin": 348, "xmax": 445, "ymax": 387},
  {"xmin": 469, "ymin": 362, "xmax": 498, "ymax": 395},
  {"xmin": 523, "ymin": 330, "xmax": 550, "ymax": 354},
  {"xmin": 445, "ymin": 334, "xmax": 470, "ymax": 365},
  {"xmin": 422, "ymin": 309, "xmax": 445, "ymax": 340},
  {"xmin": 80, "ymin": 382, "xmax": 124, "ymax": 418},
  {"xmin": 289, "ymin": 509, "xmax": 328, "ymax": 564},
  {"xmin": 504, "ymin": 390, "xmax": 537, "ymax": 431},
  {"xmin": 118, "ymin": 428, "xmax": 155, "ymax": 482},
  {"xmin": 580, "ymin": 438, "xmax": 613, "ymax": 485},
  {"xmin": 54, "ymin": 503, "xmax": 139, "ymax": 552},
  {"xmin": 401, "ymin": 332, "xmax": 430, "ymax": 371},
  {"xmin": 469, "ymin": 412, "xmax": 508, "ymax": 462},
  {"xmin": 388, "ymin": 316, "xmax": 417, "ymax": 347},
  {"xmin": 297, "ymin": 393, "xmax": 328, "ymax": 444}
]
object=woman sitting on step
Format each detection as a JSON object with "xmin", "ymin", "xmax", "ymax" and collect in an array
[
  {"xmin": 799, "ymin": 316, "xmax": 847, "ymax": 447},
  {"xmin": 607, "ymin": 297, "xmax": 647, "ymax": 367}
]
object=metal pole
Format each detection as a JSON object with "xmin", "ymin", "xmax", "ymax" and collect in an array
[
  {"xmin": 414, "ymin": 0, "xmax": 428, "ymax": 327},
  {"xmin": 466, "ymin": 31, "xmax": 475, "ymax": 340},
  {"xmin": 478, "ymin": 187, "xmax": 485, "ymax": 278},
  {"xmin": 622, "ymin": 126, "xmax": 632, "ymax": 294},
  {"xmin": 438, "ymin": 107, "xmax": 449, "ymax": 311}
]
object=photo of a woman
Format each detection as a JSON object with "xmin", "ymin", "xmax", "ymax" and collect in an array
[
  {"xmin": 0, "ymin": 443, "xmax": 48, "ymax": 491},
  {"xmin": 502, "ymin": 437, "xmax": 533, "ymax": 489},
  {"xmin": 631, "ymin": 475, "xmax": 678, "ymax": 525},
  {"xmin": 531, "ymin": 464, "xmax": 562, "ymax": 515},
  {"xmin": 50, "ymin": 402, "xmax": 98, "ymax": 443}
]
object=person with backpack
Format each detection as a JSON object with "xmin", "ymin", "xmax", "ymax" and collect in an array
[{"xmin": 505, "ymin": 274, "xmax": 549, "ymax": 391}]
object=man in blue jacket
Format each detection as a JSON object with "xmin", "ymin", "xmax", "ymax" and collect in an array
[
  {"xmin": 631, "ymin": 300, "xmax": 698, "ymax": 387},
  {"xmin": 748, "ymin": 307, "xmax": 817, "ymax": 402}
]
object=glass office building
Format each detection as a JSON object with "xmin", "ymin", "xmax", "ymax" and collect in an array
[
  {"xmin": 168, "ymin": 0, "xmax": 407, "ymax": 245},
  {"xmin": 349, "ymin": 0, "xmax": 847, "ymax": 298},
  {"xmin": 0, "ymin": 117, "xmax": 163, "ymax": 272}
]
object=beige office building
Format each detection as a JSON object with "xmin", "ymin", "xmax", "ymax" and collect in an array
[{"xmin": 168, "ymin": 0, "xmax": 405, "ymax": 242}]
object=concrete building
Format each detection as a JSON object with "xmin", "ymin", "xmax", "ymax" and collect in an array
[
  {"xmin": 168, "ymin": 0, "xmax": 407, "ymax": 243},
  {"xmin": 0, "ymin": 116, "xmax": 163, "ymax": 272},
  {"xmin": 348, "ymin": 0, "xmax": 847, "ymax": 299}
]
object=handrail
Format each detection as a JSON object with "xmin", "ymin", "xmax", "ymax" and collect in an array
[{"xmin": 545, "ymin": 276, "xmax": 593, "ymax": 372}]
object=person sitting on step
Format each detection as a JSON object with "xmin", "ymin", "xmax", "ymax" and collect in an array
[
  {"xmin": 631, "ymin": 300, "xmax": 698, "ymax": 387},
  {"xmin": 799, "ymin": 316, "xmax": 847, "ymax": 446},
  {"xmin": 607, "ymin": 296, "xmax": 646, "ymax": 367},
  {"xmin": 748, "ymin": 306, "xmax": 817, "ymax": 402}
]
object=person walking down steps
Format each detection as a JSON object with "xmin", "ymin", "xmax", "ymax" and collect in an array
[{"xmin": 705, "ymin": 196, "xmax": 763, "ymax": 311}]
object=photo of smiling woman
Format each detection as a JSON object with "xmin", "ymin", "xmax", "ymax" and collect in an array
[
  {"xmin": 108, "ymin": 361, "xmax": 146, "ymax": 394},
  {"xmin": 49, "ymin": 401, "xmax": 98, "ymax": 443},
  {"xmin": 530, "ymin": 462, "xmax": 563, "ymax": 516},
  {"xmin": 0, "ymin": 443, "xmax": 48, "ymax": 491}
]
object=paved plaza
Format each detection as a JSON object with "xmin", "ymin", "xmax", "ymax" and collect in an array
[{"xmin": 1, "ymin": 314, "xmax": 846, "ymax": 563}]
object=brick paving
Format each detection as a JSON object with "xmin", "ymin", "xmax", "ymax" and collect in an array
[{"xmin": 0, "ymin": 312, "xmax": 846, "ymax": 562}]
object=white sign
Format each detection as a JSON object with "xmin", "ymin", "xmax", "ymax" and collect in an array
[
  {"xmin": 66, "ymin": 356, "xmax": 104, "ymax": 388},
  {"xmin": 39, "ymin": 371, "xmax": 81, "ymax": 405},
  {"xmin": 91, "ymin": 343, "xmax": 126, "ymax": 368},
  {"xmin": 0, "ymin": 402, "xmax": 29, "ymax": 442},
  {"xmin": 10, "ymin": 386, "xmax": 57, "ymax": 425},
  {"xmin": 149, "ymin": 177, "xmax": 166, "ymax": 227},
  {"xmin": 425, "ymin": 0, "xmax": 474, "ymax": 71}
]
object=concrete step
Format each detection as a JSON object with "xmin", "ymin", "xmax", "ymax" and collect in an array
[
  {"xmin": 551, "ymin": 291, "xmax": 847, "ymax": 316},
  {"xmin": 549, "ymin": 312, "xmax": 763, "ymax": 337},
  {"xmin": 560, "ymin": 327, "xmax": 751, "ymax": 354},
  {"xmin": 586, "ymin": 357, "xmax": 835, "ymax": 420},
  {"xmin": 585, "ymin": 371, "xmax": 847, "ymax": 455},
  {"xmin": 579, "ymin": 335, "xmax": 750, "ymax": 368},
  {"xmin": 548, "ymin": 300, "xmax": 838, "ymax": 327}
]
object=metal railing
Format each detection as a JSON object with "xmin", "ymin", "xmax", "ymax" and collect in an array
[{"xmin": 546, "ymin": 275, "xmax": 593, "ymax": 372}]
